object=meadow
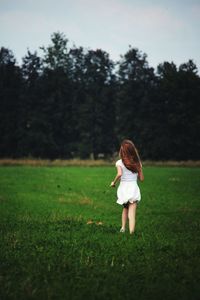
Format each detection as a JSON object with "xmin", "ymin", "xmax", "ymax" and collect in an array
[{"xmin": 0, "ymin": 165, "xmax": 200, "ymax": 300}]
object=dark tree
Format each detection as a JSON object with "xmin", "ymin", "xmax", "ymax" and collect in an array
[
  {"xmin": 116, "ymin": 47, "xmax": 156, "ymax": 158},
  {"xmin": 77, "ymin": 49, "xmax": 116, "ymax": 158},
  {"xmin": 157, "ymin": 60, "xmax": 200, "ymax": 160},
  {"xmin": 39, "ymin": 32, "xmax": 75, "ymax": 158},
  {"xmin": 41, "ymin": 32, "xmax": 71, "ymax": 72},
  {"xmin": 0, "ymin": 47, "xmax": 22, "ymax": 157},
  {"xmin": 17, "ymin": 50, "xmax": 51, "ymax": 157}
]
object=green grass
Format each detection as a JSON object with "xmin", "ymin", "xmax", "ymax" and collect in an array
[{"xmin": 0, "ymin": 166, "xmax": 200, "ymax": 300}]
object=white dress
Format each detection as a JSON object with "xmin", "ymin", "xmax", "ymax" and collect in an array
[{"xmin": 115, "ymin": 159, "xmax": 141, "ymax": 205}]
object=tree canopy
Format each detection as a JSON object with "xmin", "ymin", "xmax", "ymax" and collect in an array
[{"xmin": 0, "ymin": 32, "xmax": 200, "ymax": 160}]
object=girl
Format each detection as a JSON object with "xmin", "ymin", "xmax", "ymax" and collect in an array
[{"xmin": 110, "ymin": 140, "xmax": 144, "ymax": 234}]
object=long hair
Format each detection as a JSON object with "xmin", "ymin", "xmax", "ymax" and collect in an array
[{"xmin": 119, "ymin": 139, "xmax": 141, "ymax": 173}]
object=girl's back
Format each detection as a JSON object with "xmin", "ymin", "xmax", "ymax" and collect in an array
[{"xmin": 116, "ymin": 159, "xmax": 138, "ymax": 182}]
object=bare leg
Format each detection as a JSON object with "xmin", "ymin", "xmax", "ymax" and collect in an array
[
  {"xmin": 128, "ymin": 202, "xmax": 137, "ymax": 234},
  {"xmin": 121, "ymin": 207, "xmax": 128, "ymax": 231}
]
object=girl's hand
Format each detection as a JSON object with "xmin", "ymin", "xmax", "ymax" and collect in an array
[
  {"xmin": 138, "ymin": 167, "xmax": 144, "ymax": 182},
  {"xmin": 110, "ymin": 181, "xmax": 115, "ymax": 187}
]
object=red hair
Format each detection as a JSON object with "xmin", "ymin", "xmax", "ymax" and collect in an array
[{"xmin": 119, "ymin": 140, "xmax": 141, "ymax": 173}]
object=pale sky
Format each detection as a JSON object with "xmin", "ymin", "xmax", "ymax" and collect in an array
[{"xmin": 0, "ymin": 0, "xmax": 200, "ymax": 72}]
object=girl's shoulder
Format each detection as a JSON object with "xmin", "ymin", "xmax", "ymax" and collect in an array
[{"xmin": 115, "ymin": 159, "xmax": 123, "ymax": 167}]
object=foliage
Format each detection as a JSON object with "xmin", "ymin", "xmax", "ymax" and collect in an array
[
  {"xmin": 0, "ymin": 47, "xmax": 22, "ymax": 157},
  {"xmin": 0, "ymin": 33, "xmax": 200, "ymax": 160}
]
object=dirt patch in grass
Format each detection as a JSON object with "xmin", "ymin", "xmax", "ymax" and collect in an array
[
  {"xmin": 58, "ymin": 196, "xmax": 93, "ymax": 206},
  {"xmin": 0, "ymin": 195, "xmax": 8, "ymax": 202}
]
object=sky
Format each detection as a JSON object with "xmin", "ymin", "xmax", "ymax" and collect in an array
[{"xmin": 0, "ymin": 0, "xmax": 200, "ymax": 72}]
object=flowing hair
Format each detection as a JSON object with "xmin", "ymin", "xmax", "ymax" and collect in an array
[{"xmin": 119, "ymin": 140, "xmax": 142, "ymax": 173}]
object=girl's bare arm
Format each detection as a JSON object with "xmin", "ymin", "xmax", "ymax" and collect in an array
[
  {"xmin": 110, "ymin": 166, "xmax": 122, "ymax": 187},
  {"xmin": 138, "ymin": 166, "xmax": 144, "ymax": 182}
]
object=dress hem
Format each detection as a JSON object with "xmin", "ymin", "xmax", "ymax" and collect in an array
[{"xmin": 116, "ymin": 197, "xmax": 141, "ymax": 206}]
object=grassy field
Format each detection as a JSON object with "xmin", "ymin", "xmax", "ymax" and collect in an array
[{"xmin": 0, "ymin": 166, "xmax": 200, "ymax": 300}]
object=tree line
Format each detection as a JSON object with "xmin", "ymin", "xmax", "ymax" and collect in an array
[{"xmin": 0, "ymin": 32, "xmax": 200, "ymax": 160}]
